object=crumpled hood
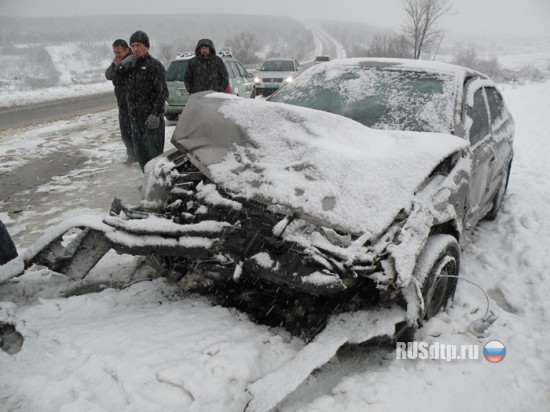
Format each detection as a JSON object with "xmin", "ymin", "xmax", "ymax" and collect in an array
[{"xmin": 171, "ymin": 92, "xmax": 468, "ymax": 236}]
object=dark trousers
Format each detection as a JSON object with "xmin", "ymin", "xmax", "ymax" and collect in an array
[
  {"xmin": 118, "ymin": 107, "xmax": 135, "ymax": 159},
  {"xmin": 129, "ymin": 116, "xmax": 165, "ymax": 172},
  {"xmin": 0, "ymin": 220, "xmax": 17, "ymax": 265}
]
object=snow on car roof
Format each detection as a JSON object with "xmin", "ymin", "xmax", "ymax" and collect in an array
[
  {"xmin": 323, "ymin": 57, "xmax": 488, "ymax": 79},
  {"xmin": 172, "ymin": 92, "xmax": 468, "ymax": 236}
]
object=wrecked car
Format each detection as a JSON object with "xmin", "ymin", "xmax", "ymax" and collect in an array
[
  {"xmin": 2, "ymin": 58, "xmax": 514, "ymax": 340},
  {"xmin": 107, "ymin": 58, "xmax": 514, "ymax": 334}
]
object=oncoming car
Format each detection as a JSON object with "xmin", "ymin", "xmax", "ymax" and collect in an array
[
  {"xmin": 314, "ymin": 55, "xmax": 330, "ymax": 64},
  {"xmin": 253, "ymin": 57, "xmax": 301, "ymax": 96},
  {"xmin": 164, "ymin": 51, "xmax": 255, "ymax": 120}
]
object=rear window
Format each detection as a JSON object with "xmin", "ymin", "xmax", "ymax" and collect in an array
[
  {"xmin": 167, "ymin": 60, "xmax": 189, "ymax": 82},
  {"xmin": 315, "ymin": 56, "xmax": 330, "ymax": 62}
]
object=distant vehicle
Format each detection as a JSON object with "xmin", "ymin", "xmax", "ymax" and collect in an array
[
  {"xmin": 253, "ymin": 57, "xmax": 301, "ymax": 96},
  {"xmin": 314, "ymin": 55, "xmax": 330, "ymax": 64},
  {"xmin": 164, "ymin": 51, "xmax": 255, "ymax": 121}
]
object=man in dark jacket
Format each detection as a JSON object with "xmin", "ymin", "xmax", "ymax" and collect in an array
[
  {"xmin": 120, "ymin": 30, "xmax": 168, "ymax": 172},
  {"xmin": 184, "ymin": 39, "xmax": 230, "ymax": 94},
  {"xmin": 105, "ymin": 39, "xmax": 135, "ymax": 165}
]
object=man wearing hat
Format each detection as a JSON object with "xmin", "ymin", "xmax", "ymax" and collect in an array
[{"xmin": 120, "ymin": 30, "xmax": 168, "ymax": 172}]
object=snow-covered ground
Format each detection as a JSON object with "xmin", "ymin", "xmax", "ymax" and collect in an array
[{"xmin": 1, "ymin": 77, "xmax": 549, "ymax": 411}]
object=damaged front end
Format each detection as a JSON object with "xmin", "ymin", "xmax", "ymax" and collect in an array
[{"xmin": 102, "ymin": 151, "xmax": 411, "ymax": 338}]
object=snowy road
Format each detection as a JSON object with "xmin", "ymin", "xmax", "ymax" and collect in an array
[
  {"xmin": 1, "ymin": 80, "xmax": 550, "ymax": 411},
  {"xmin": 0, "ymin": 92, "xmax": 116, "ymax": 131}
]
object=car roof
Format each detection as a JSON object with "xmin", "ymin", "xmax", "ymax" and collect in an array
[
  {"xmin": 322, "ymin": 57, "xmax": 488, "ymax": 80},
  {"xmin": 172, "ymin": 50, "xmax": 237, "ymax": 62},
  {"xmin": 264, "ymin": 57, "xmax": 296, "ymax": 62}
]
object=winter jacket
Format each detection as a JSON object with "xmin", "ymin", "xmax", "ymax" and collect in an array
[
  {"xmin": 105, "ymin": 50, "xmax": 132, "ymax": 110},
  {"xmin": 124, "ymin": 53, "xmax": 168, "ymax": 119},
  {"xmin": 184, "ymin": 39, "xmax": 229, "ymax": 94}
]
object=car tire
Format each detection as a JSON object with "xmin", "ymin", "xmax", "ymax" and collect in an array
[
  {"xmin": 250, "ymin": 89, "xmax": 256, "ymax": 99},
  {"xmin": 485, "ymin": 161, "xmax": 512, "ymax": 221},
  {"xmin": 394, "ymin": 234, "xmax": 459, "ymax": 341},
  {"xmin": 415, "ymin": 234, "xmax": 460, "ymax": 323}
]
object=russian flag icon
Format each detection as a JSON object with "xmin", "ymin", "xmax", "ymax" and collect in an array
[{"xmin": 484, "ymin": 340, "xmax": 506, "ymax": 363}]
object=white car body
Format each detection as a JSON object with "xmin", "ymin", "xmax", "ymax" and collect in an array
[{"xmin": 254, "ymin": 57, "xmax": 301, "ymax": 96}]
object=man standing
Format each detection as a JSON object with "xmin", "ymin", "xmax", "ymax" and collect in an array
[
  {"xmin": 184, "ymin": 39, "xmax": 230, "ymax": 94},
  {"xmin": 105, "ymin": 39, "xmax": 135, "ymax": 165},
  {"xmin": 120, "ymin": 30, "xmax": 168, "ymax": 172}
]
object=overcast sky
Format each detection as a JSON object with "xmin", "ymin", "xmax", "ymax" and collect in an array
[{"xmin": 2, "ymin": 0, "xmax": 549, "ymax": 37}]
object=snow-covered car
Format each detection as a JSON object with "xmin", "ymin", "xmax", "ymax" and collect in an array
[
  {"xmin": 253, "ymin": 57, "xmax": 301, "ymax": 96},
  {"xmin": 5, "ymin": 58, "xmax": 513, "ymax": 340},
  {"xmin": 164, "ymin": 51, "xmax": 255, "ymax": 121},
  {"xmin": 98, "ymin": 58, "xmax": 513, "ymax": 336}
]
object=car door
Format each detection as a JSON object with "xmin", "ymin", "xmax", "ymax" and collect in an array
[
  {"xmin": 484, "ymin": 86, "xmax": 513, "ymax": 196},
  {"xmin": 463, "ymin": 80, "xmax": 495, "ymax": 229},
  {"xmin": 231, "ymin": 61, "xmax": 253, "ymax": 97}
]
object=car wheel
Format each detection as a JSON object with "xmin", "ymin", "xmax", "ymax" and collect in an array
[
  {"xmin": 395, "ymin": 234, "xmax": 459, "ymax": 341},
  {"xmin": 485, "ymin": 161, "xmax": 512, "ymax": 221},
  {"xmin": 415, "ymin": 234, "xmax": 460, "ymax": 323},
  {"xmin": 250, "ymin": 89, "xmax": 256, "ymax": 99}
]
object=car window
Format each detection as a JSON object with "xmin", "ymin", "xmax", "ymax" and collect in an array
[
  {"xmin": 166, "ymin": 60, "xmax": 188, "ymax": 82},
  {"xmin": 467, "ymin": 88, "xmax": 490, "ymax": 146},
  {"xmin": 485, "ymin": 87, "xmax": 504, "ymax": 123},
  {"xmin": 270, "ymin": 67, "xmax": 455, "ymax": 133},
  {"xmin": 233, "ymin": 61, "xmax": 248, "ymax": 78},
  {"xmin": 261, "ymin": 60, "xmax": 295, "ymax": 71},
  {"xmin": 228, "ymin": 61, "xmax": 243, "ymax": 79},
  {"xmin": 224, "ymin": 62, "xmax": 237, "ymax": 78}
]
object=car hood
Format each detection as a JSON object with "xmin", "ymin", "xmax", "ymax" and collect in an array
[{"xmin": 171, "ymin": 92, "xmax": 468, "ymax": 236}]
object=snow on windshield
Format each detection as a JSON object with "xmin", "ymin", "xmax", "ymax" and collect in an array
[
  {"xmin": 270, "ymin": 62, "xmax": 457, "ymax": 133},
  {"xmin": 172, "ymin": 93, "xmax": 468, "ymax": 236}
]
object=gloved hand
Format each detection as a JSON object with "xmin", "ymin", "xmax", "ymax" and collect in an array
[
  {"xmin": 120, "ymin": 54, "xmax": 138, "ymax": 69},
  {"xmin": 145, "ymin": 114, "xmax": 160, "ymax": 129}
]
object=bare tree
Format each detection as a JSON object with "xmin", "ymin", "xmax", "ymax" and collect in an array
[
  {"xmin": 401, "ymin": 0, "xmax": 452, "ymax": 59},
  {"xmin": 157, "ymin": 42, "xmax": 179, "ymax": 67},
  {"xmin": 224, "ymin": 32, "xmax": 260, "ymax": 64},
  {"xmin": 367, "ymin": 33, "xmax": 412, "ymax": 58}
]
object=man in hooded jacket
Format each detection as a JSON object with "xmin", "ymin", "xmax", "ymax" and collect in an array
[
  {"xmin": 184, "ymin": 39, "xmax": 230, "ymax": 94},
  {"xmin": 120, "ymin": 30, "xmax": 168, "ymax": 172}
]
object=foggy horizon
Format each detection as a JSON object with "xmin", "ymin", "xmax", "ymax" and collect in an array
[{"xmin": 2, "ymin": 0, "xmax": 550, "ymax": 38}]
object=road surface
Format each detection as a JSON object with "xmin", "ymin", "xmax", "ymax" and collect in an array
[{"xmin": 0, "ymin": 92, "xmax": 116, "ymax": 131}]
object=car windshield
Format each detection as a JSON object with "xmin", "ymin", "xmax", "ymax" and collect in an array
[
  {"xmin": 269, "ymin": 65, "xmax": 456, "ymax": 133},
  {"xmin": 166, "ymin": 60, "xmax": 189, "ymax": 82},
  {"xmin": 316, "ymin": 56, "xmax": 330, "ymax": 62},
  {"xmin": 261, "ymin": 60, "xmax": 295, "ymax": 72}
]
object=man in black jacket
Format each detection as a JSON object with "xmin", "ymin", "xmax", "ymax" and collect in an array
[
  {"xmin": 105, "ymin": 39, "xmax": 135, "ymax": 165},
  {"xmin": 121, "ymin": 30, "xmax": 168, "ymax": 172},
  {"xmin": 184, "ymin": 39, "xmax": 230, "ymax": 94}
]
